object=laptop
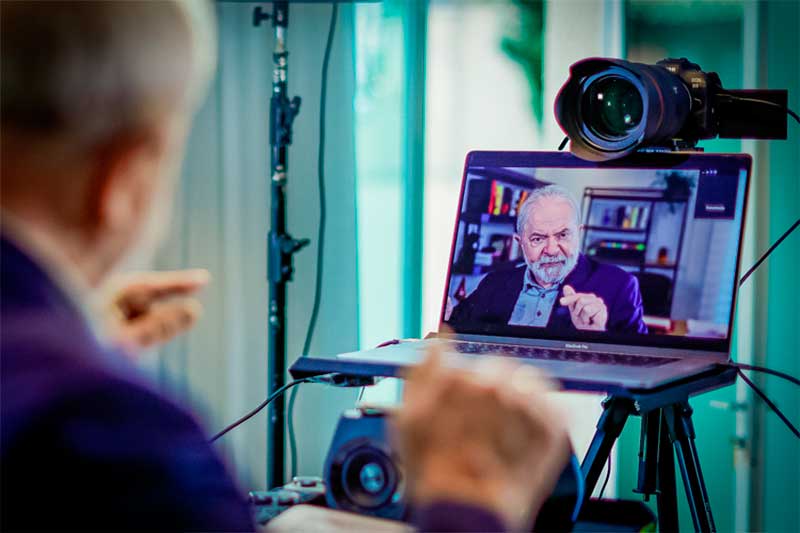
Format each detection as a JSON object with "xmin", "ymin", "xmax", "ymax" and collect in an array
[{"xmin": 293, "ymin": 151, "xmax": 751, "ymax": 392}]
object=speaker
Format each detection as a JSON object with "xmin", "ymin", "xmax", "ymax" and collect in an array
[{"xmin": 323, "ymin": 408, "xmax": 406, "ymax": 520}]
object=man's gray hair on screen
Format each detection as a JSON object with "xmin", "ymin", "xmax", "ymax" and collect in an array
[
  {"xmin": 516, "ymin": 185, "xmax": 581, "ymax": 234},
  {"xmin": 1, "ymin": 0, "xmax": 216, "ymax": 148}
]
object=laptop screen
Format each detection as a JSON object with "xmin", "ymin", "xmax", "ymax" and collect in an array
[{"xmin": 442, "ymin": 151, "xmax": 751, "ymax": 354}]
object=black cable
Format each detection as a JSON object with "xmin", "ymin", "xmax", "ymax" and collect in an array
[
  {"xmin": 721, "ymin": 94, "xmax": 800, "ymax": 125},
  {"xmin": 730, "ymin": 211, "xmax": 800, "ymax": 441},
  {"xmin": 738, "ymin": 217, "xmax": 800, "ymax": 287},
  {"xmin": 727, "ymin": 362, "xmax": 800, "ymax": 387},
  {"xmin": 210, "ymin": 378, "xmax": 313, "ymax": 443},
  {"xmin": 732, "ymin": 217, "xmax": 800, "ymax": 439},
  {"xmin": 725, "ymin": 361, "xmax": 800, "ymax": 441},
  {"xmin": 598, "ymin": 454, "xmax": 612, "ymax": 499},
  {"xmin": 288, "ymin": 4, "xmax": 339, "ymax": 479},
  {"xmin": 737, "ymin": 368, "xmax": 800, "ymax": 439},
  {"xmin": 558, "ymin": 136, "xmax": 569, "ymax": 151},
  {"xmin": 287, "ymin": 384, "xmax": 300, "ymax": 478},
  {"xmin": 303, "ymin": 3, "xmax": 337, "ymax": 357}
]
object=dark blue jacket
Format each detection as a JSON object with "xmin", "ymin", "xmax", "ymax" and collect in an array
[
  {"xmin": 0, "ymin": 235, "xmax": 509, "ymax": 532},
  {"xmin": 0, "ymin": 236, "xmax": 254, "ymax": 531},
  {"xmin": 449, "ymin": 254, "xmax": 647, "ymax": 334}
]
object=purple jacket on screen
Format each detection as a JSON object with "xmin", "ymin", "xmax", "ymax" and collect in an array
[{"xmin": 449, "ymin": 254, "xmax": 648, "ymax": 334}]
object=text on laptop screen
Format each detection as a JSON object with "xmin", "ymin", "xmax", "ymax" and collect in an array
[{"xmin": 443, "ymin": 153, "xmax": 750, "ymax": 350}]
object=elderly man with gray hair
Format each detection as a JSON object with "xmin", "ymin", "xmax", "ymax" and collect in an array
[
  {"xmin": 1, "ymin": 2, "xmax": 572, "ymax": 532},
  {"xmin": 449, "ymin": 185, "xmax": 647, "ymax": 334},
  {"xmin": 0, "ymin": 2, "xmax": 255, "ymax": 530}
]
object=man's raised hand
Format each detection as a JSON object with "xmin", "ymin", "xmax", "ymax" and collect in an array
[
  {"xmin": 104, "ymin": 269, "xmax": 210, "ymax": 353},
  {"xmin": 559, "ymin": 284, "xmax": 608, "ymax": 331},
  {"xmin": 393, "ymin": 347, "xmax": 570, "ymax": 531}
]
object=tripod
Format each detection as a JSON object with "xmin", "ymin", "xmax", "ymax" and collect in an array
[{"xmin": 581, "ymin": 367, "xmax": 737, "ymax": 532}]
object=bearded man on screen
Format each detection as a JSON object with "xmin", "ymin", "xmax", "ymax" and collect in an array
[{"xmin": 449, "ymin": 185, "xmax": 648, "ymax": 334}]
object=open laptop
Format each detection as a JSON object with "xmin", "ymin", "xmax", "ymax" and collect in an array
[{"xmin": 294, "ymin": 151, "xmax": 751, "ymax": 392}]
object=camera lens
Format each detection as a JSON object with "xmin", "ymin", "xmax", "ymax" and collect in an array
[
  {"xmin": 359, "ymin": 462, "xmax": 386, "ymax": 494},
  {"xmin": 340, "ymin": 446, "xmax": 398, "ymax": 509},
  {"xmin": 581, "ymin": 75, "xmax": 643, "ymax": 140},
  {"xmin": 556, "ymin": 58, "xmax": 693, "ymax": 160}
]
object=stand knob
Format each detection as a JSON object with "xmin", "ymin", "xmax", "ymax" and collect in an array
[{"xmin": 252, "ymin": 6, "xmax": 271, "ymax": 27}]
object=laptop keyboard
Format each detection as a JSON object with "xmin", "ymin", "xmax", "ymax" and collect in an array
[{"xmin": 451, "ymin": 341, "xmax": 676, "ymax": 368}]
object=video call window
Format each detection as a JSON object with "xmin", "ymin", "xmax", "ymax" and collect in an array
[{"xmin": 444, "ymin": 165, "xmax": 746, "ymax": 340}]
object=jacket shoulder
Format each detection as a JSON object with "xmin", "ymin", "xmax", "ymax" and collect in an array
[
  {"xmin": 1, "ymin": 311, "xmax": 199, "ymax": 446},
  {"xmin": 586, "ymin": 257, "xmax": 637, "ymax": 287}
]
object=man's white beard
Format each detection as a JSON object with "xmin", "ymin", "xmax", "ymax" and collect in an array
[{"xmin": 529, "ymin": 251, "xmax": 578, "ymax": 286}]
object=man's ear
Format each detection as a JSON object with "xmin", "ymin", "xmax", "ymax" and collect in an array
[
  {"xmin": 513, "ymin": 233, "xmax": 521, "ymax": 244},
  {"xmin": 88, "ymin": 132, "xmax": 160, "ymax": 233}
]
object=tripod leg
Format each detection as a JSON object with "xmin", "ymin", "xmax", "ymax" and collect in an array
[
  {"xmin": 580, "ymin": 397, "xmax": 632, "ymax": 501},
  {"xmin": 664, "ymin": 403, "xmax": 717, "ymax": 532},
  {"xmin": 656, "ymin": 410, "xmax": 679, "ymax": 532},
  {"xmin": 635, "ymin": 410, "xmax": 661, "ymax": 498}
]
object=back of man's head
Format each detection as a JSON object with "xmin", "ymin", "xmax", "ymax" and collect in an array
[
  {"xmin": 1, "ymin": 0, "xmax": 214, "ymax": 149},
  {"xmin": 1, "ymin": 1, "xmax": 216, "ymax": 285}
]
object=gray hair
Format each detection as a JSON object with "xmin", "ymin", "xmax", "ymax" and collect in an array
[
  {"xmin": 516, "ymin": 185, "xmax": 581, "ymax": 234},
  {"xmin": 1, "ymin": 0, "xmax": 216, "ymax": 146}
]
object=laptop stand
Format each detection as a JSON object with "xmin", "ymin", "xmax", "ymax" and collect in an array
[{"xmin": 581, "ymin": 366, "xmax": 737, "ymax": 533}]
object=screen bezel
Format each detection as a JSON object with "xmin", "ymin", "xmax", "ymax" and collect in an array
[{"xmin": 438, "ymin": 150, "xmax": 752, "ymax": 355}]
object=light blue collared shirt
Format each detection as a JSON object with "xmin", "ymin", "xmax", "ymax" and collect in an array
[{"xmin": 508, "ymin": 268, "xmax": 560, "ymax": 327}]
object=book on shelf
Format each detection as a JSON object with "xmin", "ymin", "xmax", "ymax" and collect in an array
[
  {"xmin": 493, "ymin": 183, "xmax": 504, "ymax": 215},
  {"xmin": 516, "ymin": 190, "xmax": 530, "ymax": 214},
  {"xmin": 487, "ymin": 182, "xmax": 496, "ymax": 215},
  {"xmin": 509, "ymin": 189, "xmax": 522, "ymax": 217},
  {"xmin": 478, "ymin": 180, "xmax": 533, "ymax": 219},
  {"xmin": 500, "ymin": 186, "xmax": 513, "ymax": 215},
  {"xmin": 603, "ymin": 204, "xmax": 649, "ymax": 230},
  {"xmin": 592, "ymin": 240, "xmax": 646, "ymax": 251}
]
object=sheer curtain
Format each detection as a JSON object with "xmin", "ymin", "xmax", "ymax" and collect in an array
[{"xmin": 153, "ymin": 2, "xmax": 360, "ymax": 489}]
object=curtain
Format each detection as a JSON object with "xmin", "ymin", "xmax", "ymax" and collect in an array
[{"xmin": 153, "ymin": 2, "xmax": 360, "ymax": 489}]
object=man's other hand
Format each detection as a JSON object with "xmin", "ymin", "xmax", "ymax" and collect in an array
[
  {"xmin": 559, "ymin": 284, "xmax": 608, "ymax": 331},
  {"xmin": 393, "ymin": 348, "xmax": 570, "ymax": 531},
  {"xmin": 105, "ymin": 269, "xmax": 210, "ymax": 352}
]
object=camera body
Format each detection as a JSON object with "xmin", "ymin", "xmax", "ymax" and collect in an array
[{"xmin": 656, "ymin": 58, "xmax": 720, "ymax": 145}]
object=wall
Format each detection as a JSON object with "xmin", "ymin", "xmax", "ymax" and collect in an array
[{"xmin": 760, "ymin": 2, "xmax": 800, "ymax": 530}]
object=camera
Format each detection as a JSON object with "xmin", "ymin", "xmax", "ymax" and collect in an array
[{"xmin": 555, "ymin": 57, "xmax": 788, "ymax": 161}]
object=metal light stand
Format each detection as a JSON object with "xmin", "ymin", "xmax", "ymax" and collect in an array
[{"xmin": 254, "ymin": 2, "xmax": 309, "ymax": 489}]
